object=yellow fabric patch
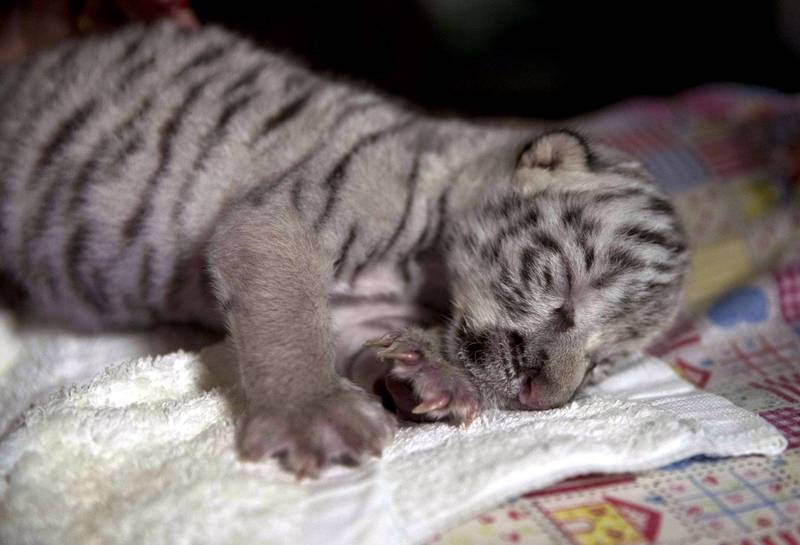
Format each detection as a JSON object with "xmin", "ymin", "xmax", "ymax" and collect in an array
[
  {"xmin": 684, "ymin": 238, "xmax": 753, "ymax": 311},
  {"xmin": 551, "ymin": 502, "xmax": 644, "ymax": 545},
  {"xmin": 737, "ymin": 176, "xmax": 779, "ymax": 220}
]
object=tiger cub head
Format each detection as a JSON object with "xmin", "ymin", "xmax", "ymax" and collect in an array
[{"xmin": 443, "ymin": 129, "xmax": 688, "ymax": 410}]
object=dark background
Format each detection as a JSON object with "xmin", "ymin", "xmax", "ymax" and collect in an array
[{"xmin": 191, "ymin": 0, "xmax": 800, "ymax": 119}]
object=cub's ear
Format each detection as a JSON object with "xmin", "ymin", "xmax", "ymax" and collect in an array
[{"xmin": 516, "ymin": 129, "xmax": 594, "ymax": 174}]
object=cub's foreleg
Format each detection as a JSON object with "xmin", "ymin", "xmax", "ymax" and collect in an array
[{"xmin": 208, "ymin": 206, "xmax": 396, "ymax": 477}]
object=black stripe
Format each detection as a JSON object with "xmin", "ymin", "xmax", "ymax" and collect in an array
[
  {"xmin": 66, "ymin": 137, "xmax": 110, "ymax": 215},
  {"xmin": 248, "ymin": 86, "xmax": 317, "ymax": 148},
  {"xmin": 651, "ymin": 260, "xmax": 677, "ymax": 273},
  {"xmin": 563, "ymin": 256, "xmax": 574, "ymax": 290},
  {"xmin": 122, "ymin": 76, "xmax": 212, "ymax": 243},
  {"xmin": 535, "ymin": 232, "xmax": 561, "ymax": 254},
  {"xmin": 328, "ymin": 292, "xmax": 400, "ymax": 306},
  {"xmin": 499, "ymin": 338, "xmax": 517, "ymax": 383},
  {"xmin": 43, "ymin": 262, "xmax": 59, "ymax": 297},
  {"xmin": 21, "ymin": 178, "xmax": 65, "ymax": 273},
  {"xmin": 4, "ymin": 43, "xmax": 83, "ymax": 165},
  {"xmin": 290, "ymin": 178, "xmax": 304, "ymax": 212},
  {"xmin": 519, "ymin": 246, "xmax": 536, "ymax": 287},
  {"xmin": 223, "ymin": 62, "xmax": 267, "ymax": 96},
  {"xmin": 410, "ymin": 212, "xmax": 432, "ymax": 256},
  {"xmin": 117, "ymin": 96, "xmax": 154, "ymax": 135},
  {"xmin": 496, "ymin": 281, "xmax": 528, "ymax": 318},
  {"xmin": 561, "ymin": 206, "xmax": 583, "ymax": 228},
  {"xmin": 542, "ymin": 265, "xmax": 554, "ymax": 291},
  {"xmin": 25, "ymin": 97, "xmax": 122, "ymax": 265},
  {"xmin": 6, "ymin": 43, "xmax": 83, "ymax": 167},
  {"xmin": 497, "ymin": 208, "xmax": 539, "ymax": 244},
  {"xmin": 607, "ymin": 246, "xmax": 648, "ymax": 271},
  {"xmin": 507, "ymin": 331, "xmax": 525, "ymax": 375},
  {"xmin": 101, "ymin": 95, "xmax": 155, "ymax": 173},
  {"xmin": 616, "ymin": 224, "xmax": 687, "ymax": 254},
  {"xmin": 169, "ymin": 43, "xmax": 230, "ymax": 83},
  {"xmin": 174, "ymin": 91, "xmax": 260, "ymax": 224},
  {"xmin": 575, "ymin": 217, "xmax": 600, "ymax": 247},
  {"xmin": 495, "ymin": 264, "xmax": 530, "ymax": 318},
  {"xmin": 459, "ymin": 328, "xmax": 490, "ymax": 368},
  {"xmin": 486, "ymin": 194, "xmax": 523, "ymax": 219},
  {"xmin": 30, "ymin": 100, "xmax": 98, "ymax": 190},
  {"xmin": 583, "ymin": 245, "xmax": 595, "ymax": 271},
  {"xmin": 314, "ymin": 118, "xmax": 414, "ymax": 231},
  {"xmin": 67, "ymin": 97, "xmax": 153, "ymax": 214},
  {"xmin": 218, "ymin": 91, "xmax": 259, "ymax": 133},
  {"xmin": 351, "ymin": 244, "xmax": 381, "ymax": 282},
  {"xmin": 427, "ymin": 186, "xmax": 452, "ymax": 250},
  {"xmin": 45, "ymin": 41, "xmax": 81, "ymax": 79},
  {"xmin": 165, "ymin": 253, "xmax": 192, "ymax": 313},
  {"xmin": 115, "ymin": 33, "xmax": 145, "ymax": 66},
  {"xmin": 139, "ymin": 246, "xmax": 155, "ymax": 303},
  {"xmin": 551, "ymin": 305, "xmax": 575, "ymax": 332},
  {"xmin": 283, "ymin": 72, "xmax": 309, "ymax": 93},
  {"xmin": 480, "ymin": 241, "xmax": 501, "ymax": 261},
  {"xmin": 66, "ymin": 224, "xmax": 109, "ymax": 313},
  {"xmin": 399, "ymin": 189, "xmax": 437, "ymax": 276},
  {"xmin": 67, "ymin": 96, "xmax": 153, "ymax": 220},
  {"xmin": 117, "ymin": 54, "xmax": 156, "ymax": 90},
  {"xmin": 192, "ymin": 91, "xmax": 259, "ymax": 173},
  {"xmin": 90, "ymin": 268, "xmax": 111, "ymax": 311},
  {"xmin": 31, "ymin": 176, "xmax": 64, "ymax": 238},
  {"xmin": 244, "ymin": 175, "xmax": 288, "ymax": 207},
  {"xmin": 595, "ymin": 186, "xmax": 648, "ymax": 203},
  {"xmin": 373, "ymin": 149, "xmax": 421, "ymax": 261},
  {"xmin": 333, "ymin": 224, "xmax": 358, "ymax": 277},
  {"xmin": 591, "ymin": 247, "xmax": 648, "ymax": 289},
  {"xmin": 504, "ymin": 262, "xmax": 530, "ymax": 301},
  {"xmin": 0, "ymin": 58, "xmax": 63, "ymax": 236},
  {"xmin": 112, "ymin": 133, "xmax": 144, "ymax": 170},
  {"xmin": 244, "ymin": 99, "xmax": 382, "ymax": 207},
  {"xmin": 644, "ymin": 196, "xmax": 676, "ymax": 216}
]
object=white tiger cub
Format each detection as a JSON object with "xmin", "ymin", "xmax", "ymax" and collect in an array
[{"xmin": 0, "ymin": 23, "xmax": 688, "ymax": 477}]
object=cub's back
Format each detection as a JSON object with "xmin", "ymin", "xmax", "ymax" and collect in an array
[{"xmin": 0, "ymin": 23, "xmax": 332, "ymax": 329}]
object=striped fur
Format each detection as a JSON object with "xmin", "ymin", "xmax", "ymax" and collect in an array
[{"xmin": 0, "ymin": 24, "xmax": 687, "ymax": 474}]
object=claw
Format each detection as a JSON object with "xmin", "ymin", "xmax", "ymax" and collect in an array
[
  {"xmin": 368, "ymin": 439, "xmax": 384, "ymax": 456},
  {"xmin": 376, "ymin": 348, "xmax": 421, "ymax": 363},
  {"xmin": 412, "ymin": 395, "xmax": 450, "ymax": 414},
  {"xmin": 461, "ymin": 405, "xmax": 479, "ymax": 427},
  {"xmin": 364, "ymin": 333, "xmax": 400, "ymax": 349}
]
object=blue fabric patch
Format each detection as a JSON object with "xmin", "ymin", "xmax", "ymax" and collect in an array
[
  {"xmin": 660, "ymin": 454, "xmax": 721, "ymax": 471},
  {"xmin": 641, "ymin": 145, "xmax": 711, "ymax": 192},
  {"xmin": 707, "ymin": 286, "xmax": 769, "ymax": 327}
]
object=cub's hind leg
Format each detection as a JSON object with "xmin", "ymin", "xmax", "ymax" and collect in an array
[{"xmin": 208, "ymin": 206, "xmax": 396, "ymax": 478}]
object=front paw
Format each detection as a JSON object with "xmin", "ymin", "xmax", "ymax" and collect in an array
[
  {"xmin": 239, "ymin": 387, "xmax": 397, "ymax": 478},
  {"xmin": 367, "ymin": 330, "xmax": 481, "ymax": 426}
]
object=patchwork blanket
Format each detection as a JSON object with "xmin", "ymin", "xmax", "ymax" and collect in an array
[
  {"xmin": 0, "ymin": 84, "xmax": 798, "ymax": 545},
  {"xmin": 438, "ymin": 84, "xmax": 800, "ymax": 545}
]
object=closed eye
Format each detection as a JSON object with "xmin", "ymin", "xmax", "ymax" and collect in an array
[
  {"xmin": 551, "ymin": 305, "xmax": 575, "ymax": 332},
  {"xmin": 456, "ymin": 324, "xmax": 489, "ymax": 364}
]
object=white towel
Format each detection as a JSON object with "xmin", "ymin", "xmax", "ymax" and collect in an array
[{"xmin": 0, "ymin": 311, "xmax": 786, "ymax": 545}]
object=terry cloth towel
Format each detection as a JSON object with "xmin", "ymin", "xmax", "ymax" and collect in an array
[{"xmin": 0, "ymin": 315, "xmax": 787, "ymax": 545}]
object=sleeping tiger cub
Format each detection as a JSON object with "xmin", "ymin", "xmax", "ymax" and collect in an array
[{"xmin": 0, "ymin": 23, "xmax": 688, "ymax": 477}]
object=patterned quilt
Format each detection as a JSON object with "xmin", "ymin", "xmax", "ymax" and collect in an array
[{"xmin": 435, "ymin": 85, "xmax": 800, "ymax": 545}]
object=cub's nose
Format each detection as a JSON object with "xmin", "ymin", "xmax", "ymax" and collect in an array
[{"xmin": 517, "ymin": 376, "xmax": 561, "ymax": 410}]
